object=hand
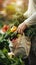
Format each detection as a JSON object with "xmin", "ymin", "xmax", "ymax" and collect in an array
[{"xmin": 17, "ymin": 22, "xmax": 27, "ymax": 34}]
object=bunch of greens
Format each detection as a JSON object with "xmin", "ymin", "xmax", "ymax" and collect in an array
[
  {"xmin": 0, "ymin": 31, "xmax": 18, "ymax": 51},
  {"xmin": 0, "ymin": 31, "xmax": 25, "ymax": 65},
  {"xmin": 0, "ymin": 49, "xmax": 24, "ymax": 65}
]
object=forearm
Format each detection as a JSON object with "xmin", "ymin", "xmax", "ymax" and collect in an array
[{"xmin": 24, "ymin": 13, "xmax": 36, "ymax": 27}]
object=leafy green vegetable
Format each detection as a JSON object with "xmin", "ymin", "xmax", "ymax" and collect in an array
[
  {"xmin": 0, "ymin": 26, "xmax": 24, "ymax": 65},
  {"xmin": 0, "ymin": 49, "xmax": 24, "ymax": 65}
]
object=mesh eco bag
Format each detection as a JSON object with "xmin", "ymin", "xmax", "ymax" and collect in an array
[{"xmin": 11, "ymin": 33, "xmax": 31, "ymax": 57}]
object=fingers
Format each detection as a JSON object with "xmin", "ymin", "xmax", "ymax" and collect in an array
[
  {"xmin": 17, "ymin": 23, "xmax": 25, "ymax": 34},
  {"xmin": 17, "ymin": 23, "xmax": 27, "ymax": 34},
  {"xmin": 21, "ymin": 29, "xmax": 23, "ymax": 34},
  {"xmin": 17, "ymin": 27, "xmax": 23, "ymax": 34},
  {"xmin": 17, "ymin": 28, "xmax": 21, "ymax": 33}
]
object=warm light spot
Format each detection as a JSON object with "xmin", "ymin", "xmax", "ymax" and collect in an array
[{"xmin": 16, "ymin": 0, "xmax": 23, "ymax": 6}]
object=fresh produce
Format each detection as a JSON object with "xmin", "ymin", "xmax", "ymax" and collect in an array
[
  {"xmin": 0, "ymin": 49, "xmax": 24, "ymax": 65},
  {"xmin": 0, "ymin": 38, "xmax": 10, "ymax": 51},
  {"xmin": 0, "ymin": 25, "xmax": 18, "ymax": 51},
  {"xmin": 11, "ymin": 26, "xmax": 17, "ymax": 32},
  {"xmin": 0, "ymin": 25, "xmax": 25, "ymax": 65},
  {"xmin": 2, "ymin": 25, "xmax": 10, "ymax": 32},
  {"xmin": 2, "ymin": 26, "xmax": 18, "ymax": 40}
]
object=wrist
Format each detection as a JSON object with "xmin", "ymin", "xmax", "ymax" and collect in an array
[{"xmin": 23, "ymin": 22, "xmax": 27, "ymax": 30}]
